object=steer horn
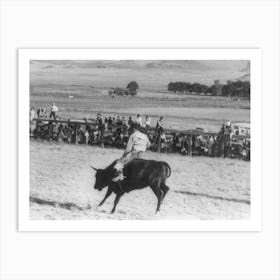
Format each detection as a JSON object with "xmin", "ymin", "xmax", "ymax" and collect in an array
[{"xmin": 90, "ymin": 166, "xmax": 98, "ymax": 171}]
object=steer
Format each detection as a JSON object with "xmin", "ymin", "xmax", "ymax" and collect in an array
[{"xmin": 91, "ymin": 158, "xmax": 171, "ymax": 214}]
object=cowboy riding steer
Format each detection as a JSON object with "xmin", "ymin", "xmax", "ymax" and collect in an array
[{"xmin": 91, "ymin": 158, "xmax": 171, "ymax": 214}]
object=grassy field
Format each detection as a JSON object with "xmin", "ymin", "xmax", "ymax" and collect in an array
[
  {"xmin": 30, "ymin": 140, "xmax": 250, "ymax": 220},
  {"xmin": 30, "ymin": 60, "xmax": 250, "ymax": 131},
  {"xmin": 30, "ymin": 84, "xmax": 250, "ymax": 131}
]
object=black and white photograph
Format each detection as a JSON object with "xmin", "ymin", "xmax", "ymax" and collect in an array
[
  {"xmin": 2, "ymin": 1, "xmax": 280, "ymax": 279},
  {"xmin": 21, "ymin": 49, "xmax": 258, "ymax": 226}
]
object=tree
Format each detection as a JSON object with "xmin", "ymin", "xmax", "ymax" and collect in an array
[
  {"xmin": 221, "ymin": 80, "xmax": 232, "ymax": 98},
  {"xmin": 127, "ymin": 81, "xmax": 139, "ymax": 96},
  {"xmin": 243, "ymin": 81, "xmax": 250, "ymax": 99},
  {"xmin": 199, "ymin": 84, "xmax": 209, "ymax": 95},
  {"xmin": 168, "ymin": 82, "xmax": 175, "ymax": 92},
  {"xmin": 210, "ymin": 80, "xmax": 223, "ymax": 96},
  {"xmin": 192, "ymin": 83, "xmax": 201, "ymax": 94}
]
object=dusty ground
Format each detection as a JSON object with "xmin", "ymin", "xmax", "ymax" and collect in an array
[{"xmin": 30, "ymin": 140, "xmax": 250, "ymax": 220}]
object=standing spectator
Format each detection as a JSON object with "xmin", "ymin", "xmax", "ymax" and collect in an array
[
  {"xmin": 108, "ymin": 116, "xmax": 113, "ymax": 126},
  {"xmin": 37, "ymin": 108, "xmax": 42, "ymax": 118},
  {"xmin": 107, "ymin": 116, "xmax": 113, "ymax": 131},
  {"xmin": 122, "ymin": 116, "xmax": 127, "ymax": 126},
  {"xmin": 219, "ymin": 124, "xmax": 226, "ymax": 135},
  {"xmin": 97, "ymin": 113, "xmax": 105, "ymax": 146},
  {"xmin": 156, "ymin": 116, "xmax": 164, "ymax": 134},
  {"xmin": 219, "ymin": 120, "xmax": 233, "ymax": 140},
  {"xmin": 224, "ymin": 120, "xmax": 233, "ymax": 139},
  {"xmin": 57, "ymin": 125, "xmax": 64, "ymax": 142},
  {"xmin": 155, "ymin": 116, "xmax": 164, "ymax": 152},
  {"xmin": 156, "ymin": 116, "xmax": 164, "ymax": 130},
  {"xmin": 30, "ymin": 107, "xmax": 36, "ymax": 121},
  {"xmin": 30, "ymin": 107, "xmax": 37, "ymax": 135},
  {"xmin": 221, "ymin": 120, "xmax": 233, "ymax": 157},
  {"xmin": 116, "ymin": 116, "xmax": 122, "ymax": 125},
  {"xmin": 212, "ymin": 136, "xmax": 221, "ymax": 157},
  {"xmin": 52, "ymin": 122, "xmax": 59, "ymax": 140},
  {"xmin": 42, "ymin": 107, "xmax": 48, "ymax": 118},
  {"xmin": 128, "ymin": 116, "xmax": 134, "ymax": 127},
  {"xmin": 135, "ymin": 114, "xmax": 143, "ymax": 127},
  {"xmin": 49, "ymin": 102, "xmax": 59, "ymax": 119},
  {"xmin": 144, "ymin": 115, "xmax": 152, "ymax": 128},
  {"xmin": 160, "ymin": 132, "xmax": 167, "ymax": 152},
  {"xmin": 115, "ymin": 133, "xmax": 125, "ymax": 149},
  {"xmin": 207, "ymin": 136, "xmax": 214, "ymax": 156},
  {"xmin": 122, "ymin": 117, "xmax": 128, "ymax": 132},
  {"xmin": 84, "ymin": 130, "xmax": 90, "ymax": 144}
]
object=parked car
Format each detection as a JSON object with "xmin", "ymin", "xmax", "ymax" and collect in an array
[{"xmin": 232, "ymin": 122, "xmax": 250, "ymax": 137}]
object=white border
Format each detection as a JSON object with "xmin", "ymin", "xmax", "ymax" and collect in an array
[{"xmin": 18, "ymin": 49, "xmax": 262, "ymax": 231}]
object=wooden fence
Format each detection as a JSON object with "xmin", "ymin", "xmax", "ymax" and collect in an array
[{"xmin": 32, "ymin": 117, "xmax": 250, "ymax": 158}]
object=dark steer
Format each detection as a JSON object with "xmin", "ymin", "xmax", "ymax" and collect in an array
[{"xmin": 91, "ymin": 158, "xmax": 171, "ymax": 214}]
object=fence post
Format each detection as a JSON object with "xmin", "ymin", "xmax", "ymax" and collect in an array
[
  {"xmin": 157, "ymin": 135, "xmax": 161, "ymax": 153},
  {"xmin": 189, "ymin": 134, "xmax": 193, "ymax": 156},
  {"xmin": 220, "ymin": 135, "xmax": 225, "ymax": 158},
  {"xmin": 75, "ymin": 124, "xmax": 78, "ymax": 144}
]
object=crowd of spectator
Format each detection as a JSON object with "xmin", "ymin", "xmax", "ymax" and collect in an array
[{"xmin": 30, "ymin": 104, "xmax": 250, "ymax": 161}]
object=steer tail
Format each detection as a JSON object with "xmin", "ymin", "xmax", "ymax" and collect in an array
[{"xmin": 164, "ymin": 162, "xmax": 171, "ymax": 178}]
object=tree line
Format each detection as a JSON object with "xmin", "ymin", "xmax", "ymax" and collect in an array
[
  {"xmin": 167, "ymin": 80, "xmax": 250, "ymax": 98},
  {"xmin": 108, "ymin": 79, "xmax": 250, "ymax": 99}
]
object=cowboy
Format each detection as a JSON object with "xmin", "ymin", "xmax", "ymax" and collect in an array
[{"xmin": 112, "ymin": 123, "xmax": 151, "ymax": 182}]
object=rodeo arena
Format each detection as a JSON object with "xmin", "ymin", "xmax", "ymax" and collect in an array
[{"xmin": 30, "ymin": 103, "xmax": 250, "ymax": 161}]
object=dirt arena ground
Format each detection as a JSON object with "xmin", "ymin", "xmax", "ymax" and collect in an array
[{"xmin": 30, "ymin": 140, "xmax": 250, "ymax": 220}]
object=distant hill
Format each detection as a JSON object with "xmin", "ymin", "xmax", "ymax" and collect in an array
[
  {"xmin": 30, "ymin": 60, "xmax": 250, "ymax": 91},
  {"xmin": 234, "ymin": 73, "xmax": 250, "ymax": 82}
]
